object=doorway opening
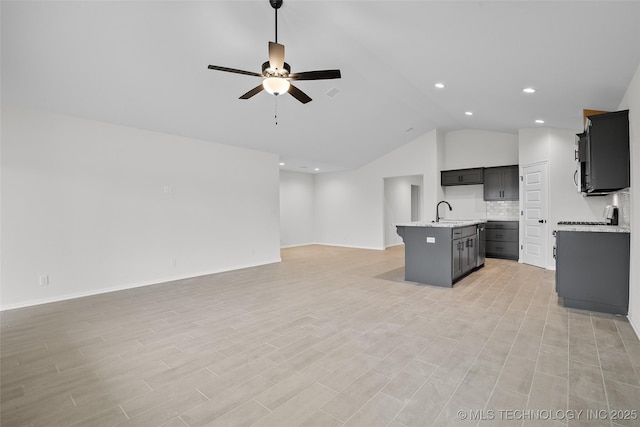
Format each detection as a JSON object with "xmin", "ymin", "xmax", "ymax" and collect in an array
[
  {"xmin": 411, "ymin": 185, "xmax": 421, "ymax": 222},
  {"xmin": 383, "ymin": 175, "xmax": 423, "ymax": 248}
]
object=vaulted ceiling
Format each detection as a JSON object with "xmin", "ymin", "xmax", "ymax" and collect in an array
[{"xmin": 3, "ymin": 1, "xmax": 640, "ymax": 172}]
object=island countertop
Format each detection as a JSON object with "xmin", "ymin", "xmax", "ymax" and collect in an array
[{"xmin": 395, "ymin": 220, "xmax": 486, "ymax": 228}]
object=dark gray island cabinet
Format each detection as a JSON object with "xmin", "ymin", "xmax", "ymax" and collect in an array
[{"xmin": 396, "ymin": 221, "xmax": 486, "ymax": 287}]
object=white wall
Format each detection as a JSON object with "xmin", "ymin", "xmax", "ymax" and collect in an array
[
  {"xmin": 1, "ymin": 106, "xmax": 281, "ymax": 310},
  {"xmin": 383, "ymin": 175, "xmax": 422, "ymax": 247},
  {"xmin": 314, "ymin": 130, "xmax": 442, "ymax": 250},
  {"xmin": 619, "ymin": 63, "xmax": 640, "ymax": 336},
  {"xmin": 519, "ymin": 128, "xmax": 615, "ymax": 270},
  {"xmin": 279, "ymin": 170, "xmax": 315, "ymax": 248},
  {"xmin": 444, "ymin": 129, "xmax": 519, "ymax": 169},
  {"xmin": 443, "ymin": 130, "xmax": 519, "ymax": 220},
  {"xmin": 313, "ymin": 129, "xmax": 518, "ymax": 249}
]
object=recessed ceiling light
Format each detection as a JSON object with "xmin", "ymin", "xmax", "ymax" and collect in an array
[
  {"xmin": 523, "ymin": 87, "xmax": 536, "ymax": 94},
  {"xmin": 465, "ymin": 111, "xmax": 473, "ymax": 116},
  {"xmin": 314, "ymin": 168, "xmax": 320, "ymax": 171},
  {"xmin": 279, "ymin": 162, "xmax": 285, "ymax": 166},
  {"xmin": 535, "ymin": 119, "xmax": 545, "ymax": 124},
  {"xmin": 434, "ymin": 83, "xmax": 445, "ymax": 89}
]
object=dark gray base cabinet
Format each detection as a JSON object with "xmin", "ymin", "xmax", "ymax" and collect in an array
[
  {"xmin": 452, "ymin": 226, "xmax": 478, "ymax": 281},
  {"xmin": 486, "ymin": 221, "xmax": 519, "ymax": 260},
  {"xmin": 555, "ymin": 231, "xmax": 629, "ymax": 315}
]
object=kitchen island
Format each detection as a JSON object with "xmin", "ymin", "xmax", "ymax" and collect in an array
[{"xmin": 396, "ymin": 220, "xmax": 486, "ymax": 287}]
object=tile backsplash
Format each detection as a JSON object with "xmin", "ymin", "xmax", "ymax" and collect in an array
[{"xmin": 486, "ymin": 200, "xmax": 519, "ymax": 220}]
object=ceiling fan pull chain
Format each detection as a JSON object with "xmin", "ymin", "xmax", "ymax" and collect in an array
[{"xmin": 275, "ymin": 98, "xmax": 278, "ymax": 125}]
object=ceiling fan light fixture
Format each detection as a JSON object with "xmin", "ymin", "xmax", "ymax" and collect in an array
[{"xmin": 263, "ymin": 77, "xmax": 290, "ymax": 95}]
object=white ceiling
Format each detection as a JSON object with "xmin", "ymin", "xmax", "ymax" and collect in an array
[{"xmin": 3, "ymin": 1, "xmax": 640, "ymax": 172}]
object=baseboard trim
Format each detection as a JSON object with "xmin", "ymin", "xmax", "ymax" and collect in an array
[
  {"xmin": 280, "ymin": 242, "xmax": 315, "ymax": 249},
  {"xmin": 627, "ymin": 312, "xmax": 640, "ymax": 340},
  {"xmin": 0, "ymin": 258, "xmax": 282, "ymax": 312},
  {"xmin": 281, "ymin": 242, "xmax": 386, "ymax": 251},
  {"xmin": 315, "ymin": 242, "xmax": 385, "ymax": 251}
]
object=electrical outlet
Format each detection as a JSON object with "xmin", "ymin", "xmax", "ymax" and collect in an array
[
  {"xmin": 39, "ymin": 275, "xmax": 49, "ymax": 286},
  {"xmin": 170, "ymin": 258, "xmax": 177, "ymax": 268}
]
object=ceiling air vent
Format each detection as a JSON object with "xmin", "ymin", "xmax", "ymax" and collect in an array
[{"xmin": 326, "ymin": 87, "xmax": 341, "ymax": 98}]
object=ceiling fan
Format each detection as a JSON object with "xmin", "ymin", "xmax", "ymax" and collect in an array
[{"xmin": 207, "ymin": 0, "xmax": 341, "ymax": 104}]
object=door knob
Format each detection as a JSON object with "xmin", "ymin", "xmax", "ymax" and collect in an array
[{"xmin": 538, "ymin": 219, "xmax": 547, "ymax": 223}]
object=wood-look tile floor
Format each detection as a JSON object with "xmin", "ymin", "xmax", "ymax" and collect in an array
[{"xmin": 2, "ymin": 245, "xmax": 639, "ymax": 427}]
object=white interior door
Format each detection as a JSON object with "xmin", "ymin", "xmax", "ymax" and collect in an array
[{"xmin": 521, "ymin": 162, "xmax": 549, "ymax": 268}]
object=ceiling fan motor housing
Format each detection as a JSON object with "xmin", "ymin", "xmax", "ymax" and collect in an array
[{"xmin": 262, "ymin": 61, "xmax": 290, "ymax": 78}]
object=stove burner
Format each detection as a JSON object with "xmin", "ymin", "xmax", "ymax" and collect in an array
[{"xmin": 557, "ymin": 221, "xmax": 608, "ymax": 226}]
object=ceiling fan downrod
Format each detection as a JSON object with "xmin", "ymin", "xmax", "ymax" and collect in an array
[
  {"xmin": 270, "ymin": 0, "xmax": 283, "ymax": 125},
  {"xmin": 270, "ymin": 0, "xmax": 283, "ymax": 43}
]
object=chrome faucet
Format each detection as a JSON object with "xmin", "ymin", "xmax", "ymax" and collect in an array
[{"xmin": 435, "ymin": 200, "xmax": 452, "ymax": 222}]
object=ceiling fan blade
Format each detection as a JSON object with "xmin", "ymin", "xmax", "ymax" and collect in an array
[
  {"xmin": 268, "ymin": 42, "xmax": 285, "ymax": 71},
  {"xmin": 289, "ymin": 69, "xmax": 341, "ymax": 81},
  {"xmin": 208, "ymin": 65, "xmax": 262, "ymax": 77},
  {"xmin": 288, "ymin": 84, "xmax": 312, "ymax": 104},
  {"xmin": 239, "ymin": 84, "xmax": 265, "ymax": 100}
]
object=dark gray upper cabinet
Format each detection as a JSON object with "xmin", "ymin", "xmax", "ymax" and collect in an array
[
  {"xmin": 441, "ymin": 168, "xmax": 484, "ymax": 186},
  {"xmin": 581, "ymin": 110, "xmax": 629, "ymax": 194},
  {"xmin": 483, "ymin": 165, "xmax": 519, "ymax": 201}
]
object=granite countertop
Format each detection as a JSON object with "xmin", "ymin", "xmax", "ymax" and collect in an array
[
  {"xmin": 395, "ymin": 220, "xmax": 486, "ymax": 228},
  {"xmin": 555, "ymin": 224, "xmax": 630, "ymax": 233}
]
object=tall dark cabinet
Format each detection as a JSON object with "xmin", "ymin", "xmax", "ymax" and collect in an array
[{"xmin": 483, "ymin": 165, "xmax": 519, "ymax": 201}]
